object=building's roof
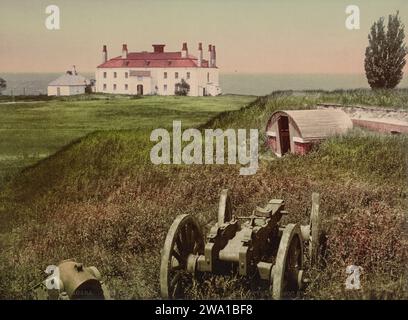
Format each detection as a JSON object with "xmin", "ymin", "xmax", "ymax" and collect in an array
[
  {"xmin": 48, "ymin": 73, "xmax": 89, "ymax": 86},
  {"xmin": 98, "ymin": 52, "xmax": 210, "ymax": 69},
  {"xmin": 267, "ymin": 109, "xmax": 353, "ymax": 140}
]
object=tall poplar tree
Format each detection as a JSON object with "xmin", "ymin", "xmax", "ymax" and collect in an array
[{"xmin": 365, "ymin": 12, "xmax": 407, "ymax": 89}]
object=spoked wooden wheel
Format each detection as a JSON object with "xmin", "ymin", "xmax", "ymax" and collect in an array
[
  {"xmin": 218, "ymin": 189, "xmax": 233, "ymax": 226},
  {"xmin": 160, "ymin": 214, "xmax": 204, "ymax": 299},
  {"xmin": 272, "ymin": 223, "xmax": 304, "ymax": 300},
  {"xmin": 309, "ymin": 192, "xmax": 320, "ymax": 265}
]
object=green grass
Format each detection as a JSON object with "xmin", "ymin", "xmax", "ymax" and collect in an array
[
  {"xmin": 0, "ymin": 89, "xmax": 407, "ymax": 300},
  {"xmin": 204, "ymin": 88, "xmax": 408, "ymax": 132},
  {"xmin": 0, "ymin": 94, "xmax": 255, "ymax": 184}
]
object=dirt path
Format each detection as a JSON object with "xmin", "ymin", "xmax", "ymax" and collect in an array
[
  {"xmin": 0, "ymin": 101, "xmax": 48, "ymax": 105},
  {"xmin": 317, "ymin": 103, "xmax": 408, "ymax": 126}
]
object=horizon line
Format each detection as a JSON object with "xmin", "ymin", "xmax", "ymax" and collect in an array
[{"xmin": 0, "ymin": 71, "xmax": 387, "ymax": 76}]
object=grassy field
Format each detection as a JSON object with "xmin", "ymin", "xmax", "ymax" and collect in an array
[
  {"xmin": 0, "ymin": 89, "xmax": 407, "ymax": 300},
  {"xmin": 0, "ymin": 94, "xmax": 255, "ymax": 184}
]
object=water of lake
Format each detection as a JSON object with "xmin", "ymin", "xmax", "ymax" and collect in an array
[{"xmin": 1, "ymin": 73, "xmax": 407, "ymax": 96}]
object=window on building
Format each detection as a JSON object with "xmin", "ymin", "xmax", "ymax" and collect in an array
[
  {"xmin": 207, "ymin": 72, "xmax": 210, "ymax": 83},
  {"xmin": 103, "ymin": 84, "xmax": 107, "ymax": 90},
  {"xmin": 125, "ymin": 84, "xmax": 128, "ymax": 90},
  {"xmin": 164, "ymin": 84, "xmax": 167, "ymax": 91},
  {"xmin": 164, "ymin": 72, "xmax": 167, "ymax": 79},
  {"xmin": 114, "ymin": 72, "xmax": 117, "ymax": 78},
  {"xmin": 175, "ymin": 72, "xmax": 179, "ymax": 79},
  {"xmin": 125, "ymin": 72, "xmax": 128, "ymax": 79},
  {"xmin": 113, "ymin": 84, "xmax": 117, "ymax": 90},
  {"xmin": 187, "ymin": 72, "xmax": 190, "ymax": 79},
  {"xmin": 103, "ymin": 72, "xmax": 107, "ymax": 79}
]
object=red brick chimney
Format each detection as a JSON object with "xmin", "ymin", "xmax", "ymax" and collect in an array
[{"xmin": 152, "ymin": 44, "xmax": 165, "ymax": 53}]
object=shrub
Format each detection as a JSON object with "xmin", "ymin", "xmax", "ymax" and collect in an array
[
  {"xmin": 0, "ymin": 77, "xmax": 6, "ymax": 95},
  {"xmin": 175, "ymin": 79, "xmax": 190, "ymax": 96}
]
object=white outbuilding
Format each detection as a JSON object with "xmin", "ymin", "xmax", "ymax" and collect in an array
[{"xmin": 47, "ymin": 68, "xmax": 90, "ymax": 96}]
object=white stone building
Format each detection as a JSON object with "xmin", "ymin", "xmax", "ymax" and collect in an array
[
  {"xmin": 95, "ymin": 43, "xmax": 221, "ymax": 96},
  {"xmin": 48, "ymin": 68, "xmax": 90, "ymax": 96}
]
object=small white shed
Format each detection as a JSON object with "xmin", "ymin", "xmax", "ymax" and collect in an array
[{"xmin": 47, "ymin": 71, "xmax": 89, "ymax": 96}]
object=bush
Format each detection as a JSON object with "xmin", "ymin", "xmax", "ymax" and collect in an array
[
  {"xmin": 0, "ymin": 77, "xmax": 6, "ymax": 95},
  {"xmin": 175, "ymin": 79, "xmax": 190, "ymax": 96}
]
